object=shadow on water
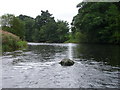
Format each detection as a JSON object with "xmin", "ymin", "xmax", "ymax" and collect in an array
[{"xmin": 74, "ymin": 44, "xmax": 120, "ymax": 67}]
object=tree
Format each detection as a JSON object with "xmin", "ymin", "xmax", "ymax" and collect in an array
[
  {"xmin": 35, "ymin": 10, "xmax": 56, "ymax": 42},
  {"xmin": 71, "ymin": 2, "xmax": 120, "ymax": 44},
  {"xmin": 56, "ymin": 20, "xmax": 69, "ymax": 42},
  {"xmin": 35, "ymin": 10, "xmax": 55, "ymax": 29},
  {"xmin": 1, "ymin": 10, "xmax": 70, "ymax": 43},
  {"xmin": 18, "ymin": 15, "xmax": 35, "ymax": 41},
  {"xmin": 1, "ymin": 14, "xmax": 25, "ymax": 39}
]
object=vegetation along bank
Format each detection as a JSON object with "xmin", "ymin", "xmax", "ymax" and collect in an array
[{"xmin": 1, "ymin": 30, "xmax": 27, "ymax": 52}]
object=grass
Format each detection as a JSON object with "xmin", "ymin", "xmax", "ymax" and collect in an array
[{"xmin": 0, "ymin": 30, "xmax": 27, "ymax": 52}]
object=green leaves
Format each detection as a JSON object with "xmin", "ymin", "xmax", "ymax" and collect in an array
[
  {"xmin": 71, "ymin": 2, "xmax": 120, "ymax": 44},
  {"xmin": 18, "ymin": 10, "xmax": 69, "ymax": 43},
  {"xmin": 1, "ymin": 14, "xmax": 25, "ymax": 39}
]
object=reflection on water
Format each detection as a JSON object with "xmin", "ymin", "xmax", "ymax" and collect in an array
[
  {"xmin": 2, "ymin": 43, "xmax": 120, "ymax": 88},
  {"xmin": 75, "ymin": 44, "xmax": 120, "ymax": 67},
  {"xmin": 68, "ymin": 43, "xmax": 74, "ymax": 60}
]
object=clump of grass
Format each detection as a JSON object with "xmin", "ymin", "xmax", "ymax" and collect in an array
[
  {"xmin": 0, "ymin": 30, "xmax": 27, "ymax": 52},
  {"xmin": 16, "ymin": 41, "xmax": 27, "ymax": 49}
]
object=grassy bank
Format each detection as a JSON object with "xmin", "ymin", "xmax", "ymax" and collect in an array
[{"xmin": 1, "ymin": 30, "xmax": 27, "ymax": 52}]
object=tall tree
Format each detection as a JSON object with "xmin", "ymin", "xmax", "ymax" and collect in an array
[
  {"xmin": 35, "ymin": 10, "xmax": 57, "ymax": 42},
  {"xmin": 18, "ymin": 15, "xmax": 35, "ymax": 41}
]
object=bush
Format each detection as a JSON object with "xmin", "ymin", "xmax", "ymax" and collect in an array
[
  {"xmin": 1, "ymin": 30, "xmax": 27, "ymax": 52},
  {"xmin": 16, "ymin": 41, "xmax": 27, "ymax": 49}
]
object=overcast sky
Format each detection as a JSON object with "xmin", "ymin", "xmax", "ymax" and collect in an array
[{"xmin": 0, "ymin": 0, "xmax": 83, "ymax": 24}]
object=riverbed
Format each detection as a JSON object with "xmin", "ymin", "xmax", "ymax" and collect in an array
[{"xmin": 2, "ymin": 43, "xmax": 120, "ymax": 88}]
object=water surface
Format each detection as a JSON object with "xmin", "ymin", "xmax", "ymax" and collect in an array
[{"xmin": 2, "ymin": 43, "xmax": 120, "ymax": 88}]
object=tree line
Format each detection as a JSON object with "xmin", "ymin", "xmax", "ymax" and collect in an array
[
  {"xmin": 1, "ymin": 2, "xmax": 120, "ymax": 44},
  {"xmin": 1, "ymin": 10, "xmax": 69, "ymax": 43},
  {"xmin": 71, "ymin": 2, "xmax": 120, "ymax": 44}
]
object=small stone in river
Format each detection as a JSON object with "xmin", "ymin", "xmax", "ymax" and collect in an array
[{"xmin": 59, "ymin": 59, "xmax": 74, "ymax": 66}]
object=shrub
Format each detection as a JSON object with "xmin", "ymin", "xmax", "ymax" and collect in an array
[
  {"xmin": 1, "ymin": 30, "xmax": 27, "ymax": 52},
  {"xmin": 16, "ymin": 41, "xmax": 27, "ymax": 49}
]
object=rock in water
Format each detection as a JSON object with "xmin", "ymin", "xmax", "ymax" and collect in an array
[{"xmin": 59, "ymin": 59, "xmax": 74, "ymax": 66}]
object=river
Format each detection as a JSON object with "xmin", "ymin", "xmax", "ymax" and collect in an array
[{"xmin": 2, "ymin": 43, "xmax": 120, "ymax": 88}]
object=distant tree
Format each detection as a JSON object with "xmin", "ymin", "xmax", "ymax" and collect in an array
[
  {"xmin": 18, "ymin": 15, "xmax": 35, "ymax": 41},
  {"xmin": 39, "ymin": 21, "xmax": 58, "ymax": 42},
  {"xmin": 35, "ymin": 10, "xmax": 70, "ymax": 43},
  {"xmin": 1, "ymin": 14, "xmax": 14, "ymax": 27},
  {"xmin": 1, "ymin": 14, "xmax": 25, "ymax": 39},
  {"xmin": 1, "ymin": 11, "xmax": 70, "ymax": 43},
  {"xmin": 35, "ymin": 10, "xmax": 56, "ymax": 42},
  {"xmin": 56, "ymin": 20, "xmax": 69, "ymax": 42},
  {"xmin": 35, "ymin": 10, "xmax": 55, "ymax": 29}
]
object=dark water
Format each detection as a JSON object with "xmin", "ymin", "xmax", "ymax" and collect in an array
[{"xmin": 2, "ymin": 43, "xmax": 120, "ymax": 88}]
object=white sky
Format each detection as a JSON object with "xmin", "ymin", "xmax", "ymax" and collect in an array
[{"xmin": 0, "ymin": 0, "xmax": 83, "ymax": 24}]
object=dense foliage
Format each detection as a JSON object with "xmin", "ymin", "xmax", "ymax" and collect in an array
[
  {"xmin": 1, "ymin": 10, "xmax": 69, "ymax": 43},
  {"xmin": 71, "ymin": 2, "xmax": 120, "ymax": 44}
]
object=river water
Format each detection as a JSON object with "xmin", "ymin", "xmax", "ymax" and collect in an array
[{"xmin": 2, "ymin": 43, "xmax": 120, "ymax": 88}]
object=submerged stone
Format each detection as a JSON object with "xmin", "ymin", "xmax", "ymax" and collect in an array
[{"xmin": 59, "ymin": 59, "xmax": 74, "ymax": 66}]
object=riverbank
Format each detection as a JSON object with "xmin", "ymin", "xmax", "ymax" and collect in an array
[{"xmin": 1, "ymin": 30, "xmax": 27, "ymax": 52}]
